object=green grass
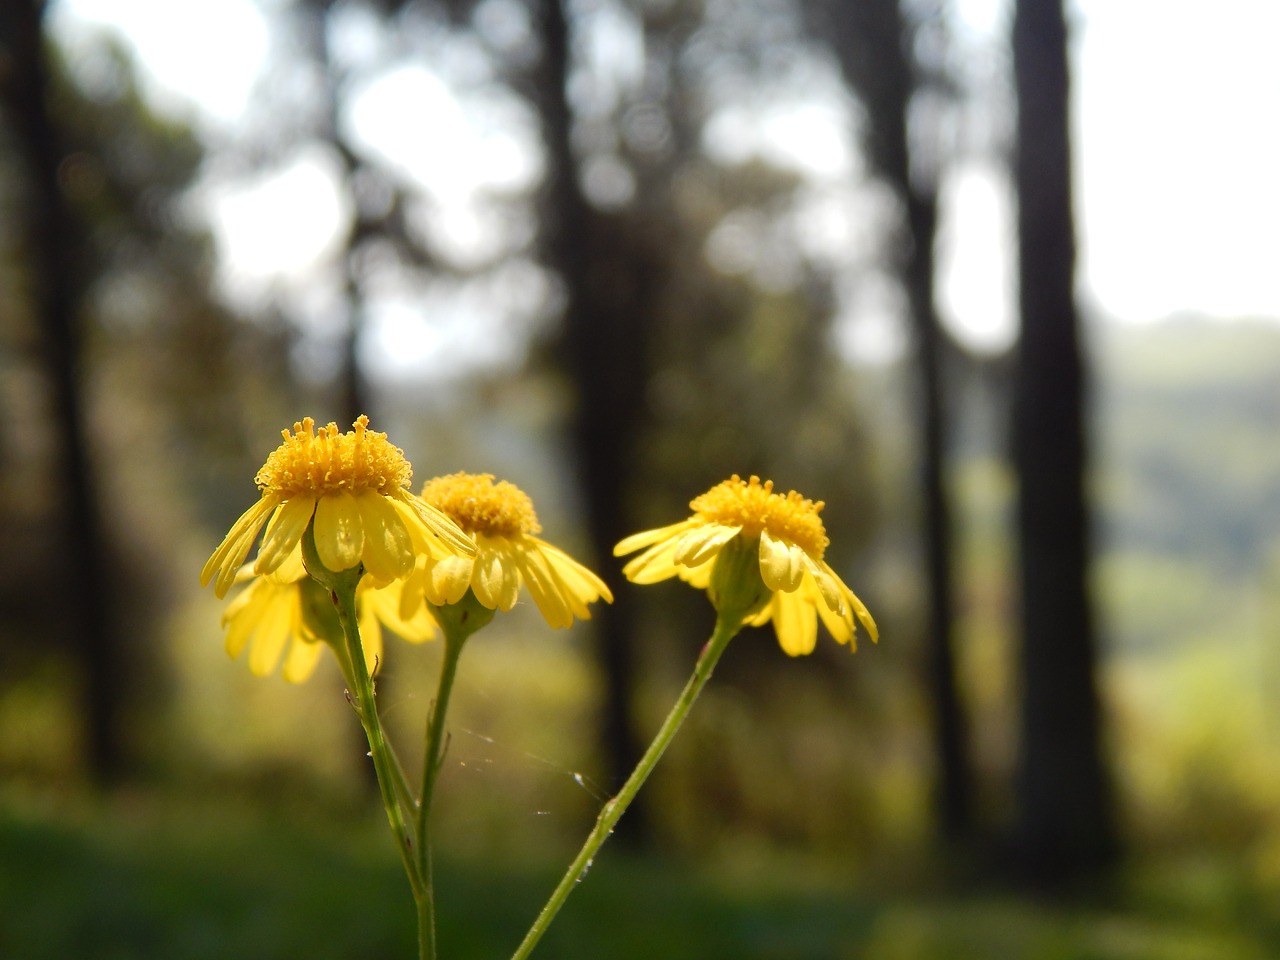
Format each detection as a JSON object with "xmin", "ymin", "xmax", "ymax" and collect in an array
[{"xmin": 2, "ymin": 789, "xmax": 1279, "ymax": 960}]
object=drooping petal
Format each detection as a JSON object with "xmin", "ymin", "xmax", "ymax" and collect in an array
[
  {"xmin": 428, "ymin": 554, "xmax": 475, "ymax": 606},
  {"xmin": 621, "ymin": 537, "xmax": 686, "ymax": 584},
  {"xmin": 813, "ymin": 581, "xmax": 856, "ymax": 648},
  {"xmin": 202, "ymin": 494, "xmax": 280, "ymax": 594},
  {"xmin": 513, "ymin": 543, "xmax": 574, "ymax": 628},
  {"xmin": 314, "ymin": 489, "xmax": 364, "ymax": 572},
  {"xmin": 472, "ymin": 539, "xmax": 520, "ymax": 611},
  {"xmin": 759, "ymin": 529, "xmax": 804, "ymax": 593},
  {"xmin": 222, "ymin": 580, "xmax": 264, "ymax": 660},
  {"xmin": 355, "ymin": 489, "xmax": 414, "ymax": 583},
  {"xmin": 802, "ymin": 556, "xmax": 844, "ymax": 614},
  {"xmin": 255, "ymin": 495, "xmax": 316, "ymax": 577},
  {"xmin": 265, "ymin": 544, "xmax": 308, "ymax": 585},
  {"xmin": 771, "ymin": 588, "xmax": 818, "ymax": 657},
  {"xmin": 533, "ymin": 538, "xmax": 613, "ymax": 604},
  {"xmin": 358, "ymin": 603, "xmax": 385, "ymax": 673},
  {"xmin": 673, "ymin": 524, "xmax": 741, "ymax": 568},
  {"xmin": 247, "ymin": 582, "xmax": 295, "ymax": 675},
  {"xmin": 398, "ymin": 556, "xmax": 429, "ymax": 620},
  {"xmin": 395, "ymin": 490, "xmax": 478, "ymax": 558},
  {"xmin": 282, "ymin": 637, "xmax": 324, "ymax": 683},
  {"xmin": 362, "ymin": 580, "xmax": 436, "ymax": 644},
  {"xmin": 847, "ymin": 583, "xmax": 879, "ymax": 643},
  {"xmin": 613, "ymin": 518, "xmax": 700, "ymax": 557}
]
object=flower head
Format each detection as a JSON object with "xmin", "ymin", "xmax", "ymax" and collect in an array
[
  {"xmin": 400, "ymin": 472, "xmax": 612, "ymax": 628},
  {"xmin": 220, "ymin": 548, "xmax": 436, "ymax": 683},
  {"xmin": 201, "ymin": 416, "xmax": 475, "ymax": 598},
  {"xmin": 614, "ymin": 475, "xmax": 877, "ymax": 655}
]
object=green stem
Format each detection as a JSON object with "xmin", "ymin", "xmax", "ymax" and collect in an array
[
  {"xmin": 415, "ymin": 626, "xmax": 467, "ymax": 960},
  {"xmin": 509, "ymin": 614, "xmax": 741, "ymax": 960},
  {"xmin": 330, "ymin": 578, "xmax": 425, "ymax": 900},
  {"xmin": 410, "ymin": 593, "xmax": 494, "ymax": 960},
  {"xmin": 333, "ymin": 642, "xmax": 417, "ymax": 818}
]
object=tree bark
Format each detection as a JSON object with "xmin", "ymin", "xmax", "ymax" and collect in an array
[
  {"xmin": 1, "ymin": 0, "xmax": 125, "ymax": 782},
  {"xmin": 1011, "ymin": 0, "xmax": 1115, "ymax": 883}
]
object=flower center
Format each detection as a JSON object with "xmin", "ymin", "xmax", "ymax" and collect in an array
[
  {"xmin": 420, "ymin": 472, "xmax": 541, "ymax": 538},
  {"xmin": 691, "ymin": 474, "xmax": 828, "ymax": 559},
  {"xmin": 255, "ymin": 416, "xmax": 413, "ymax": 498}
]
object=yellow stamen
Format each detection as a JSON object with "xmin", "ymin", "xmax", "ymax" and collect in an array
[
  {"xmin": 691, "ymin": 474, "xmax": 828, "ymax": 560},
  {"xmin": 255, "ymin": 415, "xmax": 413, "ymax": 498},
  {"xmin": 420, "ymin": 472, "xmax": 542, "ymax": 538}
]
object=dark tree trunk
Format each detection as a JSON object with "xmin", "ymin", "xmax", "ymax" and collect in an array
[
  {"xmin": 1011, "ymin": 0, "xmax": 1115, "ymax": 884},
  {"xmin": 820, "ymin": 0, "xmax": 973, "ymax": 843},
  {"xmin": 0, "ymin": 0, "xmax": 125, "ymax": 782},
  {"xmin": 531, "ymin": 0, "xmax": 649, "ymax": 838}
]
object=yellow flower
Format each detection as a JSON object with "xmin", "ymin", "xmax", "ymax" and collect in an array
[
  {"xmin": 201, "ymin": 416, "xmax": 475, "ymax": 598},
  {"xmin": 400, "ymin": 472, "xmax": 612, "ymax": 628},
  {"xmin": 614, "ymin": 474, "xmax": 878, "ymax": 656},
  {"xmin": 221, "ymin": 547, "xmax": 436, "ymax": 683}
]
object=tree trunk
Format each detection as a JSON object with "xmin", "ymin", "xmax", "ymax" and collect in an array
[
  {"xmin": 530, "ymin": 0, "xmax": 649, "ymax": 839},
  {"xmin": 819, "ymin": 0, "xmax": 973, "ymax": 843},
  {"xmin": 1, "ymin": 0, "xmax": 125, "ymax": 783},
  {"xmin": 1011, "ymin": 0, "xmax": 1115, "ymax": 884}
]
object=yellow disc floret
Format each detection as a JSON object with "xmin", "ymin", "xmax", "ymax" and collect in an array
[
  {"xmin": 420, "ymin": 472, "xmax": 541, "ymax": 537},
  {"xmin": 691, "ymin": 474, "xmax": 828, "ymax": 561},
  {"xmin": 256, "ymin": 416, "xmax": 412, "ymax": 498}
]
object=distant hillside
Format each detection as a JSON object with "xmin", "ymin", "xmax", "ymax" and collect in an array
[
  {"xmin": 1093, "ymin": 317, "xmax": 1280, "ymax": 569},
  {"xmin": 1090, "ymin": 317, "xmax": 1280, "ymax": 650}
]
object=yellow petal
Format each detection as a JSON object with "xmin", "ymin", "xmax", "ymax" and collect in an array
[
  {"xmin": 202, "ymin": 494, "xmax": 279, "ymax": 591},
  {"xmin": 429, "ymin": 554, "xmax": 475, "ymax": 606},
  {"xmin": 744, "ymin": 602, "xmax": 772, "ymax": 628},
  {"xmin": 759, "ymin": 530, "xmax": 804, "ymax": 593},
  {"xmin": 613, "ymin": 518, "xmax": 699, "ymax": 557},
  {"xmin": 848, "ymin": 585, "xmax": 879, "ymax": 643},
  {"xmin": 814, "ymin": 581, "xmax": 855, "ymax": 648},
  {"xmin": 282, "ymin": 637, "xmax": 324, "ymax": 683},
  {"xmin": 222, "ymin": 580, "xmax": 264, "ymax": 660},
  {"xmin": 399, "ymin": 557, "xmax": 429, "ymax": 620},
  {"xmin": 355, "ymin": 490, "xmax": 414, "ymax": 583},
  {"xmin": 771, "ymin": 589, "xmax": 817, "ymax": 656},
  {"xmin": 362, "ymin": 580, "xmax": 436, "ymax": 644},
  {"xmin": 802, "ymin": 559, "xmax": 844, "ymax": 614},
  {"xmin": 533, "ymin": 538, "xmax": 613, "ymax": 604},
  {"xmin": 673, "ymin": 524, "xmax": 741, "ymax": 568},
  {"xmin": 621, "ymin": 538, "xmax": 685, "ymax": 584},
  {"xmin": 247, "ymin": 583, "xmax": 294, "ymax": 675},
  {"xmin": 359, "ymin": 603, "xmax": 385, "ymax": 673},
  {"xmin": 265, "ymin": 544, "xmax": 308, "ymax": 584},
  {"xmin": 472, "ymin": 538, "xmax": 519, "ymax": 611},
  {"xmin": 395, "ymin": 490, "xmax": 478, "ymax": 558},
  {"xmin": 513, "ymin": 543, "xmax": 574, "ymax": 628},
  {"xmin": 255, "ymin": 495, "xmax": 316, "ymax": 577},
  {"xmin": 314, "ymin": 490, "xmax": 364, "ymax": 572}
]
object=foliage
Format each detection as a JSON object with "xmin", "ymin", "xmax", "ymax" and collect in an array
[{"xmin": 4, "ymin": 790, "xmax": 1280, "ymax": 960}]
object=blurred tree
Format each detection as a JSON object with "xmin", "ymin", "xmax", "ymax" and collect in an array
[
  {"xmin": 1010, "ymin": 0, "xmax": 1115, "ymax": 883},
  {"xmin": 0, "ymin": 0, "xmax": 125, "ymax": 782},
  {"xmin": 810, "ymin": 0, "xmax": 974, "ymax": 843},
  {"xmin": 0, "ymin": 6, "xmax": 293, "ymax": 782},
  {"xmin": 459, "ymin": 0, "xmax": 880, "ymax": 844},
  {"xmin": 527, "ymin": 0, "xmax": 657, "ymax": 838}
]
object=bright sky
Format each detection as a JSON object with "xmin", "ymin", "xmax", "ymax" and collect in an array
[{"xmin": 48, "ymin": 0, "xmax": 1280, "ymax": 361}]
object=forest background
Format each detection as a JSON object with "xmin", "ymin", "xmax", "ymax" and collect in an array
[{"xmin": 2, "ymin": 0, "xmax": 1280, "ymax": 957}]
